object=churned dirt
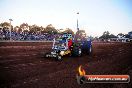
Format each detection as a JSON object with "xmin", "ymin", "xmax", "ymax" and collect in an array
[{"xmin": 0, "ymin": 41, "xmax": 132, "ymax": 88}]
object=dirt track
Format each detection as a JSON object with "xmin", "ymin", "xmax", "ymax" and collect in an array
[{"xmin": 0, "ymin": 42, "xmax": 132, "ymax": 88}]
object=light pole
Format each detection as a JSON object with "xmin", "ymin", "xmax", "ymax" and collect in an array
[
  {"xmin": 77, "ymin": 12, "xmax": 79, "ymax": 31},
  {"xmin": 9, "ymin": 19, "xmax": 13, "ymax": 41},
  {"xmin": 74, "ymin": 12, "xmax": 79, "ymax": 42}
]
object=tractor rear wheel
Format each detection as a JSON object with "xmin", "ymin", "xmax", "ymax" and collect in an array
[
  {"xmin": 78, "ymin": 48, "xmax": 82, "ymax": 56},
  {"xmin": 88, "ymin": 45, "xmax": 92, "ymax": 55},
  {"xmin": 72, "ymin": 46, "xmax": 82, "ymax": 56}
]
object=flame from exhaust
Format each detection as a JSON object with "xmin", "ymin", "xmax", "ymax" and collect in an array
[{"xmin": 78, "ymin": 65, "xmax": 86, "ymax": 76}]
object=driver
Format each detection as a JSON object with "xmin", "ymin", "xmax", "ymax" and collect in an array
[{"xmin": 68, "ymin": 38, "xmax": 72, "ymax": 49}]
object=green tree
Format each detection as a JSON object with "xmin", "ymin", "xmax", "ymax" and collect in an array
[
  {"xmin": 117, "ymin": 33, "xmax": 125, "ymax": 38},
  {"xmin": 29, "ymin": 24, "xmax": 41, "ymax": 33},
  {"xmin": 74, "ymin": 30, "xmax": 87, "ymax": 41},
  {"xmin": 1, "ymin": 22, "xmax": 10, "ymax": 28},
  {"xmin": 99, "ymin": 31, "xmax": 110, "ymax": 39},
  {"xmin": 0, "ymin": 22, "xmax": 13, "ymax": 31},
  {"xmin": 39, "ymin": 26, "xmax": 45, "ymax": 34},
  {"xmin": 14, "ymin": 26, "xmax": 20, "ymax": 32},
  {"xmin": 99, "ymin": 31, "xmax": 117, "ymax": 39},
  {"xmin": 20, "ymin": 23, "xmax": 29, "ymax": 32},
  {"xmin": 127, "ymin": 31, "xmax": 132, "ymax": 39},
  {"xmin": 0, "ymin": 22, "xmax": 14, "ymax": 31},
  {"xmin": 45, "ymin": 24, "xmax": 58, "ymax": 34},
  {"xmin": 58, "ymin": 29, "xmax": 63, "ymax": 33},
  {"xmin": 109, "ymin": 34, "xmax": 117, "ymax": 38},
  {"xmin": 62, "ymin": 28, "xmax": 74, "ymax": 35},
  {"xmin": 76, "ymin": 30, "xmax": 86, "ymax": 37}
]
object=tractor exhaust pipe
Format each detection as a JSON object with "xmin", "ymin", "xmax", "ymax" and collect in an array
[{"xmin": 52, "ymin": 38, "xmax": 55, "ymax": 49}]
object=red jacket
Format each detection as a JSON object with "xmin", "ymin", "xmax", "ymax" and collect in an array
[{"xmin": 68, "ymin": 39, "xmax": 72, "ymax": 48}]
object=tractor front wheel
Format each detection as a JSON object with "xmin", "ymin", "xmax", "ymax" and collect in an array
[{"xmin": 56, "ymin": 55, "xmax": 62, "ymax": 61}]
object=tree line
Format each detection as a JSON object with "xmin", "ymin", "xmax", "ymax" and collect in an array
[
  {"xmin": 0, "ymin": 22, "xmax": 75, "ymax": 35},
  {"xmin": 0, "ymin": 22, "xmax": 131, "ymax": 39},
  {"xmin": 99, "ymin": 31, "xmax": 132, "ymax": 39}
]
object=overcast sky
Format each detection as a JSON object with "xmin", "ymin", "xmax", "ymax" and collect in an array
[{"xmin": 0, "ymin": 0, "xmax": 132, "ymax": 36}]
